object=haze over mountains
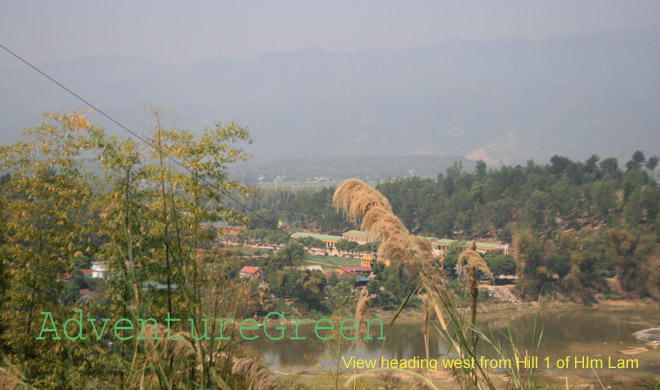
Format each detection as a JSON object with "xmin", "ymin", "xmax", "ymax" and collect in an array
[{"xmin": 2, "ymin": 24, "xmax": 659, "ymax": 169}]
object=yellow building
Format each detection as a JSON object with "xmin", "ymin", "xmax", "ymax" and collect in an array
[{"xmin": 360, "ymin": 254, "xmax": 373, "ymax": 267}]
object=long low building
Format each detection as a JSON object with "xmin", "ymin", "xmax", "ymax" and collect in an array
[
  {"xmin": 342, "ymin": 230, "xmax": 380, "ymax": 244},
  {"xmin": 297, "ymin": 229, "xmax": 508, "ymax": 255},
  {"xmin": 292, "ymin": 232, "xmax": 342, "ymax": 249},
  {"xmin": 342, "ymin": 229, "xmax": 508, "ymax": 254},
  {"xmin": 430, "ymin": 239, "xmax": 509, "ymax": 255}
]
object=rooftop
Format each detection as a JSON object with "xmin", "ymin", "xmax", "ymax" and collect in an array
[
  {"xmin": 240, "ymin": 266, "xmax": 261, "ymax": 275},
  {"xmin": 340, "ymin": 266, "xmax": 372, "ymax": 272},
  {"xmin": 343, "ymin": 230, "xmax": 381, "ymax": 237}
]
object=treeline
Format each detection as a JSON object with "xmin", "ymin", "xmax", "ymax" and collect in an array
[
  {"xmin": 377, "ymin": 154, "xmax": 659, "ymax": 239},
  {"xmin": 237, "ymin": 187, "xmax": 352, "ymax": 234},
  {"xmin": 238, "ymin": 152, "xmax": 660, "ymax": 301},
  {"xmin": 376, "ymin": 153, "xmax": 660, "ymax": 301},
  {"xmin": 239, "ymin": 153, "xmax": 659, "ymax": 240}
]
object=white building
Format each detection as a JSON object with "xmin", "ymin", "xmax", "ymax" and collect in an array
[{"xmin": 91, "ymin": 262, "xmax": 108, "ymax": 279}]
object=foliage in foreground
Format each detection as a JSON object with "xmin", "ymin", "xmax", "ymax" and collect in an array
[{"xmin": 0, "ymin": 111, "xmax": 271, "ymax": 389}]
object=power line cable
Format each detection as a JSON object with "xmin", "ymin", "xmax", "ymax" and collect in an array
[{"xmin": 0, "ymin": 43, "xmax": 351, "ymax": 269}]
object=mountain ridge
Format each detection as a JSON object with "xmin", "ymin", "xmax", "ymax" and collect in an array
[{"xmin": 1, "ymin": 24, "xmax": 659, "ymax": 164}]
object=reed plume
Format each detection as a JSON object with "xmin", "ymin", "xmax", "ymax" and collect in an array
[
  {"xmin": 231, "ymin": 358, "xmax": 279, "ymax": 390},
  {"xmin": 334, "ymin": 179, "xmax": 419, "ymax": 268},
  {"xmin": 334, "ymin": 180, "xmax": 499, "ymax": 390},
  {"xmin": 355, "ymin": 287, "xmax": 372, "ymax": 338},
  {"xmin": 458, "ymin": 242, "xmax": 493, "ymax": 325},
  {"xmin": 334, "ymin": 180, "xmax": 452, "ymax": 333}
]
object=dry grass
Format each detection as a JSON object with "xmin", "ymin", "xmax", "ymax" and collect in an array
[
  {"xmin": 355, "ymin": 287, "xmax": 372, "ymax": 338},
  {"xmin": 334, "ymin": 179, "xmax": 502, "ymax": 390},
  {"xmin": 231, "ymin": 358, "xmax": 279, "ymax": 390},
  {"xmin": 334, "ymin": 179, "xmax": 425, "ymax": 269},
  {"xmin": 458, "ymin": 242, "xmax": 493, "ymax": 325}
]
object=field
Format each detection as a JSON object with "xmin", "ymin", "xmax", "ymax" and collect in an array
[{"xmin": 304, "ymin": 254, "xmax": 362, "ymax": 268}]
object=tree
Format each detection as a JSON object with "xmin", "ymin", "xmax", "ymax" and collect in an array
[
  {"xmin": 604, "ymin": 227, "xmax": 656, "ymax": 296},
  {"xmin": 549, "ymin": 155, "xmax": 571, "ymax": 175},
  {"xmin": 0, "ymin": 112, "xmax": 98, "ymax": 386},
  {"xmin": 298, "ymin": 236, "xmax": 326, "ymax": 249},
  {"xmin": 600, "ymin": 157, "xmax": 619, "ymax": 176},
  {"xmin": 626, "ymin": 150, "xmax": 646, "ymax": 171},
  {"xmin": 336, "ymin": 239, "xmax": 358, "ymax": 252},
  {"xmin": 585, "ymin": 154, "xmax": 600, "ymax": 173},
  {"xmin": 93, "ymin": 111, "xmax": 255, "ymax": 388},
  {"xmin": 646, "ymin": 155, "xmax": 659, "ymax": 174},
  {"xmin": 513, "ymin": 229, "xmax": 548, "ymax": 296},
  {"xmin": 267, "ymin": 269, "xmax": 327, "ymax": 310},
  {"xmin": 265, "ymin": 242, "xmax": 305, "ymax": 273},
  {"xmin": 484, "ymin": 253, "xmax": 516, "ymax": 277},
  {"xmin": 475, "ymin": 160, "xmax": 487, "ymax": 179}
]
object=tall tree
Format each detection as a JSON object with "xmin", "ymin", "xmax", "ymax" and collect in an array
[{"xmin": 0, "ymin": 112, "xmax": 97, "ymax": 386}]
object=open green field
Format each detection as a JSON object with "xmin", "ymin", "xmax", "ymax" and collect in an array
[{"xmin": 303, "ymin": 254, "xmax": 362, "ymax": 268}]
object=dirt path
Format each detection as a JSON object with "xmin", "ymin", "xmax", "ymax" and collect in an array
[{"xmin": 484, "ymin": 285, "xmax": 520, "ymax": 304}]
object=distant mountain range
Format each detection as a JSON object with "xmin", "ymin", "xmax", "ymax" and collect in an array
[
  {"xmin": 229, "ymin": 155, "xmax": 475, "ymax": 183},
  {"xmin": 2, "ymin": 24, "xmax": 659, "ymax": 168}
]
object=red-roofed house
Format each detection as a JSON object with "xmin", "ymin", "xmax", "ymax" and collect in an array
[
  {"xmin": 649, "ymin": 258, "xmax": 660, "ymax": 266},
  {"xmin": 81, "ymin": 269, "xmax": 93, "ymax": 278},
  {"xmin": 239, "ymin": 266, "xmax": 262, "ymax": 281}
]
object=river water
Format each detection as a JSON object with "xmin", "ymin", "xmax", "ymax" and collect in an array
[{"xmin": 251, "ymin": 306, "xmax": 660, "ymax": 377}]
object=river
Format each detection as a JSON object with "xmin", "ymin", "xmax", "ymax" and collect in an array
[{"xmin": 251, "ymin": 305, "xmax": 660, "ymax": 377}]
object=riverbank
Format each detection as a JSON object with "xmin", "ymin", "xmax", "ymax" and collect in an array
[
  {"xmin": 257, "ymin": 299, "xmax": 660, "ymax": 389},
  {"xmin": 365, "ymin": 291, "xmax": 660, "ymax": 325}
]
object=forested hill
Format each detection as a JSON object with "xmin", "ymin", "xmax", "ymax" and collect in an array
[
  {"xmin": 377, "ymin": 154, "xmax": 660, "ymax": 240},
  {"xmin": 245, "ymin": 152, "xmax": 659, "ymax": 241},
  {"xmin": 241, "ymin": 151, "xmax": 660, "ymax": 300}
]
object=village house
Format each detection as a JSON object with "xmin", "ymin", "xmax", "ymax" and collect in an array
[
  {"xmin": 360, "ymin": 254, "xmax": 374, "ymax": 267},
  {"xmin": 239, "ymin": 266, "xmax": 262, "ymax": 282},
  {"xmin": 430, "ymin": 239, "xmax": 509, "ymax": 255},
  {"xmin": 342, "ymin": 230, "xmax": 380, "ymax": 244},
  {"xmin": 91, "ymin": 261, "xmax": 108, "ymax": 279}
]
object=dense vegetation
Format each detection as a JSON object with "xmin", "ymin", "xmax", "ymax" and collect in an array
[
  {"xmin": 1, "ymin": 111, "xmax": 659, "ymax": 389},
  {"xmin": 0, "ymin": 112, "xmax": 264, "ymax": 389},
  {"xmin": 240, "ymin": 153, "xmax": 660, "ymax": 301}
]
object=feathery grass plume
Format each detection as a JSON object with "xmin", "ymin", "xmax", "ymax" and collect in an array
[
  {"xmin": 333, "ymin": 180, "xmax": 392, "ymax": 219},
  {"xmin": 355, "ymin": 287, "xmax": 372, "ymax": 338},
  {"xmin": 334, "ymin": 179, "xmax": 444, "ymax": 292},
  {"xmin": 366, "ymin": 213, "xmax": 409, "ymax": 242},
  {"xmin": 334, "ymin": 180, "xmax": 501, "ymax": 390},
  {"xmin": 334, "ymin": 180, "xmax": 414, "ymax": 268},
  {"xmin": 231, "ymin": 358, "xmax": 279, "ymax": 390},
  {"xmin": 458, "ymin": 242, "xmax": 493, "ymax": 325},
  {"xmin": 136, "ymin": 322, "xmax": 197, "ymax": 387}
]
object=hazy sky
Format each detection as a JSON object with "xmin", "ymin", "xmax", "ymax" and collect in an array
[{"xmin": 2, "ymin": 0, "xmax": 660, "ymax": 67}]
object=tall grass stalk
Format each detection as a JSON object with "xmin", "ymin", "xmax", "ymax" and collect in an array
[{"xmin": 336, "ymin": 179, "xmax": 543, "ymax": 390}]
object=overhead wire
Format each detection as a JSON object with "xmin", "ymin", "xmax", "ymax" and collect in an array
[{"xmin": 0, "ymin": 43, "xmax": 353, "ymax": 269}]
